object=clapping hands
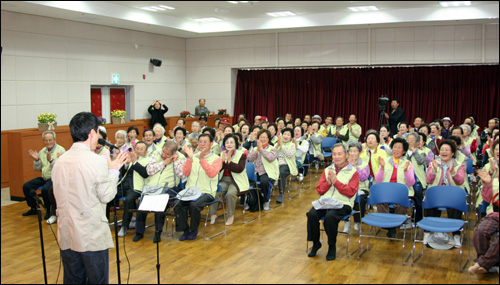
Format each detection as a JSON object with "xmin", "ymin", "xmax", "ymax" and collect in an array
[
  {"xmin": 327, "ymin": 170, "xmax": 337, "ymax": 185},
  {"xmin": 477, "ymin": 169, "xmax": 492, "ymax": 185}
]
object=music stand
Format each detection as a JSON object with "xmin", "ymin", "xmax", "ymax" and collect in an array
[{"xmin": 128, "ymin": 193, "xmax": 170, "ymax": 285}]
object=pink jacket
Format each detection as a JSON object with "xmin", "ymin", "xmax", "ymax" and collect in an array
[{"xmin": 426, "ymin": 162, "xmax": 465, "ymax": 186}]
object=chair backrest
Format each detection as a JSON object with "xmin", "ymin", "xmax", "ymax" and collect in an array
[
  {"xmin": 466, "ymin": 158, "xmax": 474, "ymax": 174},
  {"xmin": 321, "ymin": 137, "xmax": 337, "ymax": 152},
  {"xmin": 246, "ymin": 162, "xmax": 257, "ymax": 182},
  {"xmin": 367, "ymin": 182, "xmax": 411, "ymax": 207},
  {"xmin": 422, "ymin": 185, "xmax": 469, "ymax": 212}
]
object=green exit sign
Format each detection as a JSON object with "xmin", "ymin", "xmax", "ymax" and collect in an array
[{"xmin": 111, "ymin": 74, "xmax": 120, "ymax": 84}]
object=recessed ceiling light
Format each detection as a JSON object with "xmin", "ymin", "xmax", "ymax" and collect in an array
[
  {"xmin": 193, "ymin": 17, "xmax": 223, "ymax": 22},
  {"xmin": 141, "ymin": 6, "xmax": 157, "ymax": 12},
  {"xmin": 158, "ymin": 5, "xmax": 175, "ymax": 10},
  {"xmin": 141, "ymin": 5, "xmax": 175, "ymax": 12},
  {"xmin": 439, "ymin": 1, "xmax": 471, "ymax": 7},
  {"xmin": 266, "ymin": 11, "xmax": 296, "ymax": 17},
  {"xmin": 227, "ymin": 1, "xmax": 239, "ymax": 3},
  {"xmin": 348, "ymin": 6, "xmax": 379, "ymax": 12}
]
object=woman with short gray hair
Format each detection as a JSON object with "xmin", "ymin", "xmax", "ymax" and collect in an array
[
  {"xmin": 113, "ymin": 130, "xmax": 132, "ymax": 157},
  {"xmin": 344, "ymin": 141, "xmax": 370, "ymax": 233},
  {"xmin": 153, "ymin": 124, "xmax": 167, "ymax": 148},
  {"xmin": 406, "ymin": 132, "xmax": 427, "ymax": 223}
]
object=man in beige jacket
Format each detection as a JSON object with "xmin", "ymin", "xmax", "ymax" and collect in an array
[{"xmin": 52, "ymin": 112, "xmax": 127, "ymax": 284}]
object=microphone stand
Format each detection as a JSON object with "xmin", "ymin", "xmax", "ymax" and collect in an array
[
  {"xmin": 113, "ymin": 183, "xmax": 122, "ymax": 285},
  {"xmin": 30, "ymin": 190, "xmax": 48, "ymax": 285}
]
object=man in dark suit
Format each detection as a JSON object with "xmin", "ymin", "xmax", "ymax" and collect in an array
[{"xmin": 384, "ymin": 98, "xmax": 405, "ymax": 136}]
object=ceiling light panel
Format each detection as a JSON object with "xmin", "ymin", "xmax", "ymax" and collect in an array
[
  {"xmin": 439, "ymin": 1, "xmax": 472, "ymax": 7},
  {"xmin": 141, "ymin": 5, "xmax": 175, "ymax": 12},
  {"xmin": 193, "ymin": 17, "xmax": 223, "ymax": 22},
  {"xmin": 158, "ymin": 5, "xmax": 175, "ymax": 10},
  {"xmin": 348, "ymin": 6, "xmax": 379, "ymax": 12},
  {"xmin": 267, "ymin": 11, "xmax": 296, "ymax": 17}
]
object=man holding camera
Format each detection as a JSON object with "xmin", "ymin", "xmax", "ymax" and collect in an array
[{"xmin": 384, "ymin": 98, "xmax": 406, "ymax": 136}]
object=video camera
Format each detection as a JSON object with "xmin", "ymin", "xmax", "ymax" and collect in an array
[{"xmin": 377, "ymin": 94, "xmax": 389, "ymax": 113}]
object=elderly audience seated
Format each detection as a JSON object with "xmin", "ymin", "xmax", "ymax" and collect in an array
[
  {"xmin": 175, "ymin": 134, "xmax": 222, "ymax": 241},
  {"xmin": 22, "ymin": 131, "xmax": 66, "ymax": 223}
]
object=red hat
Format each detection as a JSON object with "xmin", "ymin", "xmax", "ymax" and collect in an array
[
  {"xmin": 260, "ymin": 116, "xmax": 268, "ymax": 122},
  {"xmin": 221, "ymin": 118, "xmax": 231, "ymax": 125}
]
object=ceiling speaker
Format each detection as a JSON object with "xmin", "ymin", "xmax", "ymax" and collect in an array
[{"xmin": 150, "ymin": 58, "xmax": 162, "ymax": 67}]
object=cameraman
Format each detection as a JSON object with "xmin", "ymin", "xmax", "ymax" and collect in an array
[{"xmin": 384, "ymin": 98, "xmax": 406, "ymax": 136}]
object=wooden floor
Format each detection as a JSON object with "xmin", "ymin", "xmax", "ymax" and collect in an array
[{"xmin": 1, "ymin": 172, "xmax": 498, "ymax": 284}]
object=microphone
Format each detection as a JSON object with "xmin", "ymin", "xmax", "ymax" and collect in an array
[
  {"xmin": 30, "ymin": 190, "xmax": 46, "ymax": 209},
  {"xmin": 98, "ymin": 138, "xmax": 118, "ymax": 150}
]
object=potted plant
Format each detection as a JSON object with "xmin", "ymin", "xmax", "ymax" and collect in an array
[
  {"xmin": 180, "ymin": 111, "xmax": 190, "ymax": 118},
  {"xmin": 111, "ymin": 110, "xmax": 126, "ymax": 124},
  {"xmin": 98, "ymin": 117, "xmax": 107, "ymax": 125},
  {"xmin": 218, "ymin": 109, "xmax": 227, "ymax": 115},
  {"xmin": 37, "ymin": 113, "xmax": 57, "ymax": 131}
]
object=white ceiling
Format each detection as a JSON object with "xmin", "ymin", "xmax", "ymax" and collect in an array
[{"xmin": 1, "ymin": 1, "xmax": 499, "ymax": 38}]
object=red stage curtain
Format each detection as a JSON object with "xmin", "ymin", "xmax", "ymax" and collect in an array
[{"xmin": 234, "ymin": 65, "xmax": 499, "ymax": 136}]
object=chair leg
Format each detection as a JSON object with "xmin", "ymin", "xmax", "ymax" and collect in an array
[
  {"xmin": 204, "ymin": 198, "xmax": 227, "ymax": 241},
  {"xmin": 411, "ymin": 227, "xmax": 425, "ymax": 266},
  {"xmin": 347, "ymin": 217, "xmax": 361, "ymax": 258},
  {"xmin": 357, "ymin": 223, "xmax": 368, "ymax": 259},
  {"xmin": 459, "ymin": 228, "xmax": 471, "ymax": 272},
  {"xmin": 402, "ymin": 223, "xmax": 412, "ymax": 265}
]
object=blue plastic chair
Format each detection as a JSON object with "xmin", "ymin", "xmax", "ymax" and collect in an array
[
  {"xmin": 306, "ymin": 153, "xmax": 321, "ymax": 176},
  {"xmin": 321, "ymin": 137, "xmax": 337, "ymax": 164},
  {"xmin": 411, "ymin": 185, "xmax": 470, "ymax": 271},
  {"xmin": 203, "ymin": 184, "xmax": 227, "ymax": 240},
  {"xmin": 357, "ymin": 182, "xmax": 413, "ymax": 265},
  {"xmin": 243, "ymin": 162, "xmax": 261, "ymax": 223},
  {"xmin": 466, "ymin": 158, "xmax": 474, "ymax": 175}
]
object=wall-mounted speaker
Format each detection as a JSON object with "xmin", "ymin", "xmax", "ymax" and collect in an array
[{"xmin": 150, "ymin": 58, "xmax": 162, "ymax": 67}]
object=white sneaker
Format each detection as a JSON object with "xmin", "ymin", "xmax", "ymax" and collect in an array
[
  {"xmin": 354, "ymin": 223, "xmax": 359, "ymax": 231},
  {"xmin": 423, "ymin": 232, "xmax": 430, "ymax": 245},
  {"xmin": 118, "ymin": 227, "xmax": 127, "ymax": 237},
  {"xmin": 273, "ymin": 180, "xmax": 278, "ymax": 186},
  {"xmin": 263, "ymin": 202, "xmax": 270, "ymax": 211},
  {"xmin": 46, "ymin": 215, "xmax": 57, "ymax": 224},
  {"xmin": 453, "ymin": 235, "xmax": 461, "ymax": 248},
  {"xmin": 343, "ymin": 221, "xmax": 351, "ymax": 233},
  {"xmin": 244, "ymin": 203, "xmax": 249, "ymax": 211},
  {"xmin": 298, "ymin": 174, "xmax": 304, "ymax": 182}
]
